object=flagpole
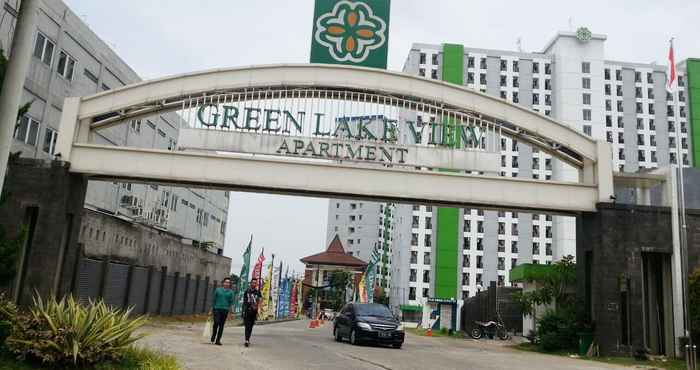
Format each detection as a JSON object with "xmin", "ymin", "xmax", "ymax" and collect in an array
[{"xmin": 670, "ymin": 37, "xmax": 692, "ymax": 351}]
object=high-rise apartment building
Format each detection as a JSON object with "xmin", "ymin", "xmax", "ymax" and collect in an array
[{"xmin": 388, "ymin": 29, "xmax": 699, "ymax": 320}]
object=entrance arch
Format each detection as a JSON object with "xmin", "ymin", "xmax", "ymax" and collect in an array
[{"xmin": 56, "ymin": 64, "xmax": 613, "ymax": 213}]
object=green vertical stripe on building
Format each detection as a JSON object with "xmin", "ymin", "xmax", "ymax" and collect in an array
[
  {"xmin": 686, "ymin": 59, "xmax": 700, "ymax": 168},
  {"xmin": 434, "ymin": 43, "xmax": 464, "ymax": 300}
]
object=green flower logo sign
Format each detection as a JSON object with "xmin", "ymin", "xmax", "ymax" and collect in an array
[{"xmin": 314, "ymin": 1, "xmax": 388, "ymax": 64}]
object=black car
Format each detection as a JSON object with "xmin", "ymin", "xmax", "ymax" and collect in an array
[{"xmin": 333, "ymin": 303, "xmax": 405, "ymax": 349}]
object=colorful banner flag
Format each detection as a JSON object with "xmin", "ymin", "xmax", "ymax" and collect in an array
[
  {"xmin": 358, "ymin": 273, "xmax": 368, "ymax": 303},
  {"xmin": 234, "ymin": 236, "xmax": 253, "ymax": 314},
  {"xmin": 290, "ymin": 279, "xmax": 298, "ymax": 317},
  {"xmin": 252, "ymin": 249, "xmax": 265, "ymax": 283},
  {"xmin": 296, "ymin": 280, "xmax": 303, "ymax": 319},
  {"xmin": 259, "ymin": 262, "xmax": 273, "ymax": 320},
  {"xmin": 667, "ymin": 39, "xmax": 677, "ymax": 93},
  {"xmin": 365, "ymin": 248, "xmax": 380, "ymax": 303}
]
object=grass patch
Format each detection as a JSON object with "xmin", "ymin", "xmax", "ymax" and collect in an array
[
  {"xmin": 0, "ymin": 346, "xmax": 181, "ymax": 370},
  {"xmin": 513, "ymin": 343, "xmax": 686, "ymax": 370}
]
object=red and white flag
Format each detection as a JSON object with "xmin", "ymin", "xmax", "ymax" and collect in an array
[
  {"xmin": 252, "ymin": 249, "xmax": 265, "ymax": 283},
  {"xmin": 667, "ymin": 39, "xmax": 677, "ymax": 93}
]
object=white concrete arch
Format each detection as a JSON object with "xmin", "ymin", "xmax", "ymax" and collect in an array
[{"xmin": 56, "ymin": 64, "xmax": 613, "ymax": 213}]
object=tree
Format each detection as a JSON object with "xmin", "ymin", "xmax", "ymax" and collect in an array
[
  {"xmin": 513, "ymin": 255, "xmax": 576, "ymax": 324},
  {"xmin": 374, "ymin": 286, "xmax": 389, "ymax": 305},
  {"xmin": 329, "ymin": 271, "xmax": 352, "ymax": 310},
  {"xmin": 0, "ymin": 193, "xmax": 25, "ymax": 286}
]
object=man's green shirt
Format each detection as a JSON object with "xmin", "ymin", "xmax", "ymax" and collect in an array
[{"xmin": 212, "ymin": 287, "xmax": 235, "ymax": 311}]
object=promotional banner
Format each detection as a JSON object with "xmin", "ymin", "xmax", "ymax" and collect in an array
[
  {"xmin": 234, "ymin": 236, "xmax": 252, "ymax": 314},
  {"xmin": 358, "ymin": 273, "xmax": 368, "ymax": 303},
  {"xmin": 310, "ymin": 0, "xmax": 391, "ymax": 69},
  {"xmin": 252, "ymin": 249, "xmax": 265, "ymax": 283},
  {"xmin": 289, "ymin": 280, "xmax": 298, "ymax": 317},
  {"xmin": 365, "ymin": 248, "xmax": 380, "ymax": 303},
  {"xmin": 296, "ymin": 280, "xmax": 303, "ymax": 319},
  {"xmin": 259, "ymin": 262, "xmax": 273, "ymax": 320}
]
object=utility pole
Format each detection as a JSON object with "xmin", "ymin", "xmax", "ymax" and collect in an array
[{"xmin": 0, "ymin": 0, "xmax": 39, "ymax": 194}]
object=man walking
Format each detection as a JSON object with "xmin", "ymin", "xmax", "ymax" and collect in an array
[
  {"xmin": 210, "ymin": 277, "xmax": 235, "ymax": 345},
  {"xmin": 242, "ymin": 278, "xmax": 262, "ymax": 347}
]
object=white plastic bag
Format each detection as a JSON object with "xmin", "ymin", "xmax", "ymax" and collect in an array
[{"xmin": 202, "ymin": 318, "xmax": 212, "ymax": 339}]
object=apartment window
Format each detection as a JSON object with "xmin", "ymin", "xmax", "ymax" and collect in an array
[
  {"xmin": 670, "ymin": 136, "xmax": 676, "ymax": 148},
  {"xmin": 605, "ymin": 84, "xmax": 611, "ymax": 96},
  {"xmin": 83, "ymin": 69, "xmax": 98, "ymax": 84},
  {"xmin": 512, "ymin": 92, "xmax": 519, "ymax": 103},
  {"xmin": 467, "ymin": 56, "xmax": 475, "ymax": 68},
  {"xmin": 56, "ymin": 51, "xmax": 76, "ymax": 80},
  {"xmin": 422, "ymin": 270, "xmax": 430, "ymax": 283},
  {"xmin": 532, "ymin": 242, "xmax": 540, "ymax": 254},
  {"xmin": 477, "ymin": 220, "xmax": 484, "ymax": 233},
  {"xmin": 617, "ymin": 101, "xmax": 624, "ymax": 112},
  {"xmin": 500, "ymin": 59, "xmax": 507, "ymax": 71},
  {"xmin": 533, "ymin": 225, "xmax": 540, "ymax": 237},
  {"xmin": 462, "ymin": 273, "xmax": 470, "ymax": 285},
  {"xmin": 670, "ymin": 152, "xmax": 677, "ymax": 164},
  {"xmin": 637, "ymin": 134, "xmax": 645, "ymax": 146},
  {"xmin": 532, "ymin": 93, "xmax": 540, "ymax": 105},
  {"xmin": 605, "ymin": 100, "xmax": 612, "ymax": 112},
  {"xmin": 616, "ymin": 85, "xmax": 623, "ymax": 97},
  {"xmin": 635, "ymin": 71, "xmax": 642, "ymax": 83},
  {"xmin": 411, "ymin": 233, "xmax": 418, "ymax": 246},
  {"xmin": 606, "ymin": 132, "xmax": 613, "ymax": 143},
  {"xmin": 500, "ymin": 90, "xmax": 507, "ymax": 99},
  {"xmin": 618, "ymin": 133, "xmax": 625, "ymax": 144},
  {"xmin": 476, "ymin": 255, "xmax": 483, "ymax": 269},
  {"xmin": 636, "ymin": 102, "xmax": 644, "ymax": 114},
  {"xmin": 431, "ymin": 69, "xmax": 438, "ymax": 79},
  {"xmin": 424, "ymin": 235, "xmax": 431, "ymax": 247},
  {"xmin": 513, "ymin": 76, "xmax": 519, "ymax": 88},
  {"xmin": 635, "ymin": 87, "xmax": 643, "ymax": 98},
  {"xmin": 583, "ymin": 125, "xmax": 592, "ymax": 136},
  {"xmin": 647, "ymin": 72, "xmax": 653, "ymax": 83},
  {"xmin": 650, "ymin": 135, "xmax": 656, "ymax": 146},
  {"xmin": 544, "ymin": 79, "xmax": 551, "ymax": 90},
  {"xmin": 33, "ymin": 32, "xmax": 55, "ymax": 66},
  {"xmin": 649, "ymin": 103, "xmax": 655, "ymax": 115},
  {"xmin": 667, "ymin": 105, "xmax": 674, "ymax": 117},
  {"xmin": 513, "ymin": 60, "xmax": 519, "ymax": 72},
  {"xmin": 42, "ymin": 127, "xmax": 58, "ymax": 155},
  {"xmin": 533, "ymin": 62, "xmax": 540, "ymax": 73},
  {"xmin": 419, "ymin": 68, "xmax": 425, "ymax": 77},
  {"xmin": 546, "ymin": 243, "xmax": 553, "ymax": 256},
  {"xmin": 605, "ymin": 115, "xmax": 612, "ymax": 127},
  {"xmin": 467, "ymin": 72, "xmax": 474, "ymax": 84},
  {"xmin": 511, "ymin": 241, "xmax": 518, "ymax": 253},
  {"xmin": 425, "ymin": 216, "xmax": 432, "ymax": 229},
  {"xmin": 476, "ymin": 238, "xmax": 483, "ymax": 251},
  {"xmin": 582, "ymin": 93, "xmax": 591, "ymax": 105},
  {"xmin": 544, "ymin": 63, "xmax": 551, "ymax": 75},
  {"xmin": 545, "ymin": 158, "xmax": 552, "ymax": 170},
  {"xmin": 497, "ymin": 257, "xmax": 505, "ymax": 271},
  {"xmin": 409, "ymin": 269, "xmax": 417, "ymax": 282},
  {"xmin": 350, "ymin": 203, "xmax": 357, "ymax": 210},
  {"xmin": 480, "ymin": 58, "xmax": 487, "ymax": 69},
  {"xmin": 604, "ymin": 68, "xmax": 611, "ymax": 80},
  {"xmin": 651, "ymin": 151, "xmax": 658, "ymax": 163},
  {"xmin": 616, "ymin": 70, "xmax": 622, "ymax": 81},
  {"xmin": 511, "ymin": 223, "xmax": 519, "ymax": 236},
  {"xmin": 14, "ymin": 116, "xmax": 40, "ymax": 146},
  {"xmin": 545, "ymin": 94, "xmax": 551, "ymax": 106},
  {"xmin": 511, "ymin": 156, "xmax": 519, "ymax": 168},
  {"xmin": 463, "ymin": 237, "xmax": 471, "ymax": 250},
  {"xmin": 432, "ymin": 54, "xmax": 438, "ymax": 65},
  {"xmin": 582, "ymin": 109, "xmax": 591, "ymax": 121},
  {"xmin": 409, "ymin": 287, "xmax": 416, "ymax": 300},
  {"xmin": 648, "ymin": 88, "xmax": 655, "ymax": 99},
  {"xmin": 410, "ymin": 251, "xmax": 418, "ymax": 264},
  {"xmin": 480, "ymin": 73, "xmax": 487, "ymax": 85},
  {"xmin": 581, "ymin": 62, "xmax": 590, "ymax": 74},
  {"xmin": 582, "ymin": 77, "xmax": 591, "ymax": 89},
  {"xmin": 500, "ymin": 75, "xmax": 507, "ymax": 87},
  {"xmin": 498, "ymin": 222, "xmax": 505, "ymax": 235},
  {"xmin": 419, "ymin": 53, "xmax": 427, "ymax": 64}
]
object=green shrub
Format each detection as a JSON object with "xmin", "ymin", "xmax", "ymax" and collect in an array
[
  {"xmin": 6, "ymin": 295, "xmax": 148, "ymax": 366},
  {"xmin": 0, "ymin": 293, "xmax": 17, "ymax": 347},
  {"xmin": 99, "ymin": 346, "xmax": 181, "ymax": 370},
  {"xmin": 537, "ymin": 309, "xmax": 577, "ymax": 352}
]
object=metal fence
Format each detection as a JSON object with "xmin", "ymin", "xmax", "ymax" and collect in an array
[
  {"xmin": 74, "ymin": 256, "xmax": 217, "ymax": 316},
  {"xmin": 461, "ymin": 282, "xmax": 523, "ymax": 335}
]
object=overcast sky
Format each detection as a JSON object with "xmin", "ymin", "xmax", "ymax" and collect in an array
[{"xmin": 64, "ymin": 0, "xmax": 700, "ymax": 274}]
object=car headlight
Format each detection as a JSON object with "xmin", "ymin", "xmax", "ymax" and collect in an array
[
  {"xmin": 397, "ymin": 324, "xmax": 404, "ymax": 331},
  {"xmin": 357, "ymin": 322, "xmax": 372, "ymax": 330}
]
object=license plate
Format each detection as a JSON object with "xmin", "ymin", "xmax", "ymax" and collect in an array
[{"xmin": 378, "ymin": 331, "xmax": 391, "ymax": 338}]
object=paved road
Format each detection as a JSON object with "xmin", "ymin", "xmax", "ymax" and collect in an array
[{"xmin": 139, "ymin": 319, "xmax": 627, "ymax": 370}]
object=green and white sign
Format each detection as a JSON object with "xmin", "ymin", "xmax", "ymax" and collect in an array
[{"xmin": 310, "ymin": 0, "xmax": 391, "ymax": 69}]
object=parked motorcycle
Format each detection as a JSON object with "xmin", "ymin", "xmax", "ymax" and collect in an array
[{"xmin": 469, "ymin": 320, "xmax": 510, "ymax": 340}]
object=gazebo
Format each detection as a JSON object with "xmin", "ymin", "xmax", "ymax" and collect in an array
[{"xmin": 300, "ymin": 235, "xmax": 367, "ymax": 317}]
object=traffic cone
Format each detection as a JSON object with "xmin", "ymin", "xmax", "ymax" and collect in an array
[{"xmin": 426, "ymin": 328, "xmax": 433, "ymax": 337}]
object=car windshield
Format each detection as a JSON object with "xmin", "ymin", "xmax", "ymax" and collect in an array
[{"xmin": 354, "ymin": 304, "xmax": 393, "ymax": 318}]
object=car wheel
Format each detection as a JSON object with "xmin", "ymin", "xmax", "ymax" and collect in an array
[
  {"xmin": 334, "ymin": 326, "xmax": 342, "ymax": 342},
  {"xmin": 350, "ymin": 329, "xmax": 359, "ymax": 345},
  {"xmin": 470, "ymin": 328, "xmax": 482, "ymax": 339},
  {"xmin": 392, "ymin": 343, "xmax": 402, "ymax": 349}
]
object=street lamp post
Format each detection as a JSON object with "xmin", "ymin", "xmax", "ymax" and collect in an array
[{"xmin": 0, "ymin": 0, "xmax": 39, "ymax": 194}]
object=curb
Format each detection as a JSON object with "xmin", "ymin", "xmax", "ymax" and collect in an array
[{"xmin": 238, "ymin": 318, "xmax": 301, "ymax": 326}]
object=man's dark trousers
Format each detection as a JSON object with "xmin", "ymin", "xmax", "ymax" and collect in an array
[
  {"xmin": 211, "ymin": 309, "xmax": 228, "ymax": 343},
  {"xmin": 244, "ymin": 310, "xmax": 256, "ymax": 341}
]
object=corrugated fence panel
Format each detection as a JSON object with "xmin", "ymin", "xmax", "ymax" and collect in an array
[
  {"xmin": 173, "ymin": 276, "xmax": 186, "ymax": 315},
  {"xmin": 184, "ymin": 278, "xmax": 195, "ymax": 315},
  {"xmin": 147, "ymin": 271, "xmax": 161, "ymax": 314},
  {"xmin": 160, "ymin": 276, "xmax": 175, "ymax": 315},
  {"xmin": 103, "ymin": 262, "xmax": 130, "ymax": 308},
  {"xmin": 127, "ymin": 267, "xmax": 148, "ymax": 315},
  {"xmin": 76, "ymin": 258, "xmax": 102, "ymax": 305}
]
